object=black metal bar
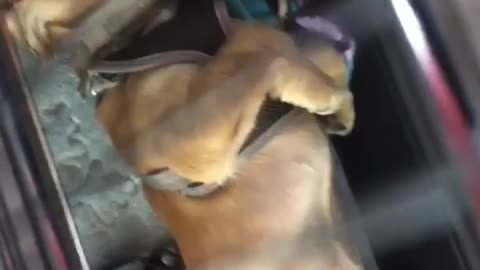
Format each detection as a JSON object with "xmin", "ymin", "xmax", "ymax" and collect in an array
[
  {"xmin": 390, "ymin": 2, "xmax": 480, "ymax": 269},
  {"xmin": 409, "ymin": 0, "xmax": 480, "ymax": 132}
]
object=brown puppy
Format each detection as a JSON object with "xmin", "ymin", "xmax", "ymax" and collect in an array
[
  {"xmin": 97, "ymin": 23, "xmax": 354, "ymax": 191},
  {"xmin": 144, "ymin": 109, "xmax": 361, "ymax": 270},
  {"xmin": 96, "ymin": 22, "xmax": 359, "ymax": 269}
]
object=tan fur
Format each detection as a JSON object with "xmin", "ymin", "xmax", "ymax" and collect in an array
[
  {"xmin": 4, "ymin": 3, "xmax": 359, "ymax": 268},
  {"xmin": 97, "ymin": 64, "xmax": 200, "ymax": 149},
  {"xmin": 97, "ymin": 23, "xmax": 354, "ymax": 185},
  {"xmin": 96, "ymin": 22, "xmax": 359, "ymax": 269},
  {"xmin": 4, "ymin": 0, "xmax": 105, "ymax": 56},
  {"xmin": 143, "ymin": 110, "xmax": 360, "ymax": 270}
]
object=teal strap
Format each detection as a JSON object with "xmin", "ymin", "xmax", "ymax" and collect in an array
[
  {"xmin": 226, "ymin": 0, "xmax": 299, "ymax": 24},
  {"xmin": 346, "ymin": 57, "xmax": 354, "ymax": 82},
  {"xmin": 226, "ymin": 0, "xmax": 253, "ymax": 20},
  {"xmin": 288, "ymin": 0, "xmax": 297, "ymax": 16}
]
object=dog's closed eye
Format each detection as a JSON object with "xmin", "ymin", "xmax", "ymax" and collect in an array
[
  {"xmin": 182, "ymin": 182, "xmax": 220, "ymax": 197},
  {"xmin": 187, "ymin": 182, "xmax": 205, "ymax": 188},
  {"xmin": 146, "ymin": 168, "xmax": 168, "ymax": 175}
]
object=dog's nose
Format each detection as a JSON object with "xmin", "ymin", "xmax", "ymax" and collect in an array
[{"xmin": 146, "ymin": 167, "xmax": 168, "ymax": 175}]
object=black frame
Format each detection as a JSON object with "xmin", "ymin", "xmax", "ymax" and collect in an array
[{"xmin": 329, "ymin": 0, "xmax": 480, "ymax": 269}]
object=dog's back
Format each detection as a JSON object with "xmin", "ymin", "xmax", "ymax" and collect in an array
[{"xmin": 143, "ymin": 110, "xmax": 361, "ymax": 270}]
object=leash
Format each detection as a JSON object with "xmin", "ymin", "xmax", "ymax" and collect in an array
[
  {"xmin": 88, "ymin": 0, "xmax": 234, "ymax": 75},
  {"xmin": 83, "ymin": 0, "xmax": 234, "ymax": 96},
  {"xmin": 90, "ymin": 51, "xmax": 211, "ymax": 74},
  {"xmin": 87, "ymin": 0, "xmax": 296, "ymax": 75},
  {"xmin": 86, "ymin": 0, "xmax": 355, "ymax": 93},
  {"xmin": 92, "ymin": 0, "xmax": 356, "ymax": 198}
]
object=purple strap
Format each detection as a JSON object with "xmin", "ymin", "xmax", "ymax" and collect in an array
[{"xmin": 295, "ymin": 15, "xmax": 355, "ymax": 80}]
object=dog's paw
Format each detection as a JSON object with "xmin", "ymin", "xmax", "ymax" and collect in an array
[
  {"xmin": 269, "ymin": 57, "xmax": 354, "ymax": 134},
  {"xmin": 281, "ymin": 85, "xmax": 355, "ymax": 135},
  {"xmin": 317, "ymin": 90, "xmax": 355, "ymax": 135}
]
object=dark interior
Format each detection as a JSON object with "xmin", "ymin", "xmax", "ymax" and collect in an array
[
  {"xmin": 336, "ymin": 16, "xmax": 467, "ymax": 270},
  {"xmin": 312, "ymin": 0, "xmax": 480, "ymax": 270}
]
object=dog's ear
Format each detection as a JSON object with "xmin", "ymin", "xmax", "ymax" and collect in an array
[{"xmin": 302, "ymin": 45, "xmax": 349, "ymax": 87}]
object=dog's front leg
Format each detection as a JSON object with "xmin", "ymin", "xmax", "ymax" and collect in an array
[
  {"xmin": 123, "ymin": 55, "xmax": 283, "ymax": 190},
  {"xmin": 267, "ymin": 55, "xmax": 355, "ymax": 135}
]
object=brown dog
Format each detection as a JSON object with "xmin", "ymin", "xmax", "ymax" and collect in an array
[
  {"xmin": 6, "ymin": 1, "xmax": 359, "ymax": 268},
  {"xmin": 97, "ymin": 23, "xmax": 354, "ymax": 194},
  {"xmin": 96, "ymin": 22, "xmax": 359, "ymax": 269}
]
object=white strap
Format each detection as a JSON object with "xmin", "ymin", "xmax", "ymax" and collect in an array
[{"xmin": 90, "ymin": 51, "xmax": 211, "ymax": 73}]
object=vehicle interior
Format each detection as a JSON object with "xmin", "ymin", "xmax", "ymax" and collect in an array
[{"xmin": 0, "ymin": 0, "xmax": 479, "ymax": 270}]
